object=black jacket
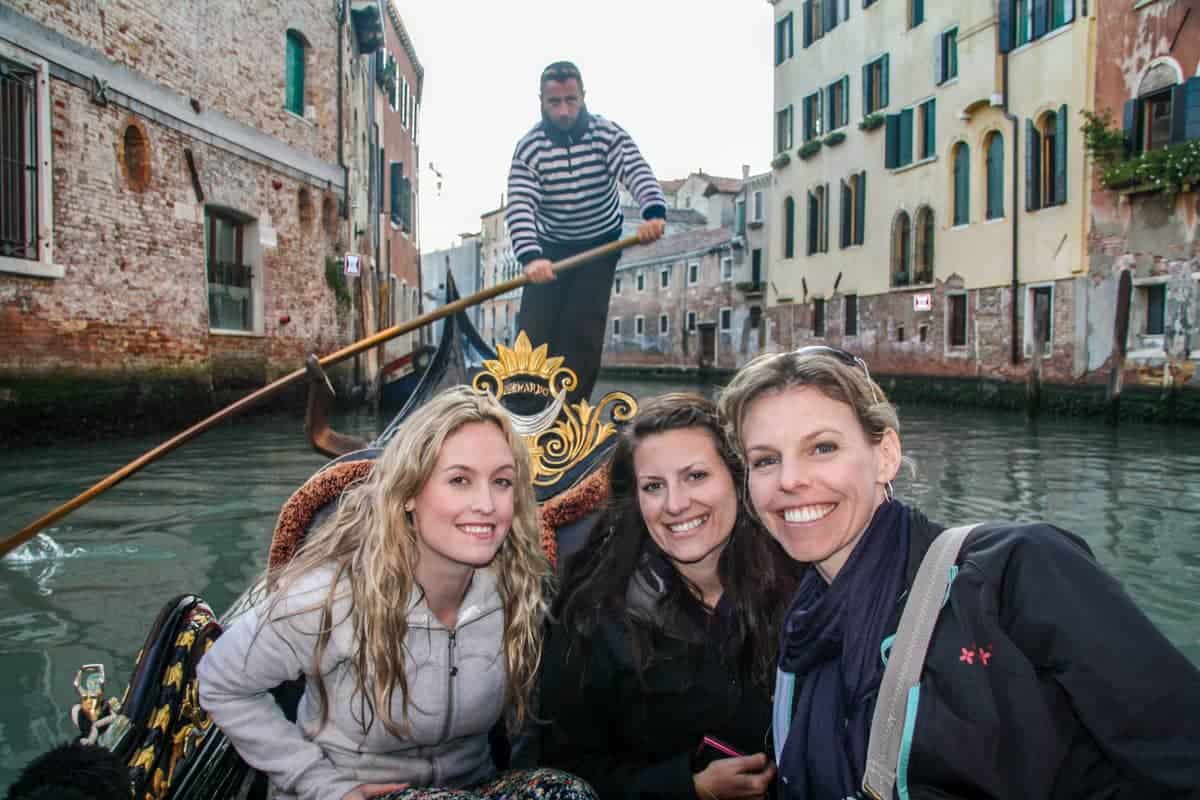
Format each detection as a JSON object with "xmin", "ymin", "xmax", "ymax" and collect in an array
[
  {"xmin": 783, "ymin": 510, "xmax": 1200, "ymax": 799},
  {"xmin": 540, "ymin": 558, "xmax": 776, "ymax": 799}
]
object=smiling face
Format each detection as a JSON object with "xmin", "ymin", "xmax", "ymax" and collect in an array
[
  {"xmin": 741, "ymin": 386, "xmax": 900, "ymax": 581},
  {"xmin": 633, "ymin": 426, "xmax": 739, "ymax": 587},
  {"xmin": 407, "ymin": 421, "xmax": 517, "ymax": 576}
]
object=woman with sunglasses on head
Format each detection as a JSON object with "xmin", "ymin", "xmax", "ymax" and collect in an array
[
  {"xmin": 718, "ymin": 348, "xmax": 1200, "ymax": 800},
  {"xmin": 199, "ymin": 387, "xmax": 595, "ymax": 800},
  {"xmin": 538, "ymin": 393, "xmax": 800, "ymax": 800}
]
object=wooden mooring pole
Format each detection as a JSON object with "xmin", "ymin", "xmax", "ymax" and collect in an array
[{"xmin": 1106, "ymin": 269, "xmax": 1133, "ymax": 426}]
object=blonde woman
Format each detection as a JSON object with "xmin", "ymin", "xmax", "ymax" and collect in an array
[{"xmin": 198, "ymin": 386, "xmax": 595, "ymax": 800}]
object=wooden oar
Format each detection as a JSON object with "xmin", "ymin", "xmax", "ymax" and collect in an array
[{"xmin": 1, "ymin": 234, "xmax": 641, "ymax": 558}]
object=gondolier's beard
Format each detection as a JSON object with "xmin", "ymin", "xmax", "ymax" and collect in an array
[{"xmin": 542, "ymin": 103, "xmax": 588, "ymax": 134}]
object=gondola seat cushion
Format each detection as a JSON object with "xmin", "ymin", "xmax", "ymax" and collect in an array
[{"xmin": 270, "ymin": 460, "xmax": 612, "ymax": 571}]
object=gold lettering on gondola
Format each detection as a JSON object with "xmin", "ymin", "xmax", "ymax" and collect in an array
[
  {"xmin": 504, "ymin": 381, "xmax": 551, "ymax": 397},
  {"xmin": 175, "ymin": 630, "xmax": 196, "ymax": 649}
]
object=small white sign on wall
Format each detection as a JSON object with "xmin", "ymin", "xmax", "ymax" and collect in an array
[
  {"xmin": 344, "ymin": 254, "xmax": 361, "ymax": 276},
  {"xmin": 913, "ymin": 293, "xmax": 932, "ymax": 312}
]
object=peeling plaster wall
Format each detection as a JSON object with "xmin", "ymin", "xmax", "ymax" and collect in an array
[{"xmin": 1087, "ymin": 0, "xmax": 1200, "ymax": 388}]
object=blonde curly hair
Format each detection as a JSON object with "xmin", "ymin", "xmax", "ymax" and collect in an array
[{"xmin": 263, "ymin": 386, "xmax": 548, "ymax": 736}]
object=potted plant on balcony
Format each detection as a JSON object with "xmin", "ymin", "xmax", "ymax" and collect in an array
[
  {"xmin": 771, "ymin": 151, "xmax": 792, "ymax": 169},
  {"xmin": 823, "ymin": 131, "xmax": 847, "ymax": 147},
  {"xmin": 859, "ymin": 112, "xmax": 885, "ymax": 132},
  {"xmin": 798, "ymin": 140, "xmax": 823, "ymax": 160}
]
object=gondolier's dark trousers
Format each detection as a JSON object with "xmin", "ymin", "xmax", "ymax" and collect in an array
[{"xmin": 517, "ymin": 233, "xmax": 622, "ymax": 404}]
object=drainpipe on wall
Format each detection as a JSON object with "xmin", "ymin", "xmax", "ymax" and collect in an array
[{"xmin": 1001, "ymin": 49, "xmax": 1021, "ymax": 366}]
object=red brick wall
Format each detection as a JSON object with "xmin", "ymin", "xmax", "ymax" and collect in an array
[
  {"xmin": 10, "ymin": 0, "xmax": 340, "ymax": 163},
  {"xmin": 1, "ymin": 3, "xmax": 350, "ymax": 385}
]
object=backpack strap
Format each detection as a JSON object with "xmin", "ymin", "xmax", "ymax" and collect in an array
[{"xmin": 862, "ymin": 524, "xmax": 981, "ymax": 800}]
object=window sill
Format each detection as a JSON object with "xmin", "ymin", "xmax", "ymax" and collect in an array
[
  {"xmin": 949, "ymin": 223, "xmax": 970, "ymax": 231},
  {"xmin": 891, "ymin": 282, "xmax": 936, "ymax": 292},
  {"xmin": 1009, "ymin": 22, "xmax": 1074, "ymax": 56},
  {"xmin": 944, "ymin": 346, "xmax": 970, "ymax": 358},
  {"xmin": 984, "ymin": 216, "xmax": 1006, "ymax": 224},
  {"xmin": 0, "ymin": 256, "xmax": 64, "ymax": 279},
  {"xmin": 284, "ymin": 109, "xmax": 316, "ymax": 127},
  {"xmin": 210, "ymin": 328, "xmax": 264, "ymax": 338},
  {"xmin": 891, "ymin": 155, "xmax": 938, "ymax": 174}
]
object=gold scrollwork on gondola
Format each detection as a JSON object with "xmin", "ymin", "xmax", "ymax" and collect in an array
[
  {"xmin": 527, "ymin": 392, "xmax": 636, "ymax": 486},
  {"xmin": 473, "ymin": 332, "xmax": 578, "ymax": 400},
  {"xmin": 473, "ymin": 331, "xmax": 637, "ymax": 484}
]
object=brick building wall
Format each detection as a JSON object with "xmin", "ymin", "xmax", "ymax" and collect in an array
[
  {"xmin": 604, "ymin": 228, "xmax": 768, "ymax": 370},
  {"xmin": 1085, "ymin": 0, "xmax": 1200, "ymax": 391},
  {"xmin": 379, "ymin": 4, "xmax": 422, "ymax": 359},
  {"xmin": 9, "ymin": 0, "xmax": 340, "ymax": 164},
  {"xmin": 0, "ymin": 1, "xmax": 359, "ymax": 436}
]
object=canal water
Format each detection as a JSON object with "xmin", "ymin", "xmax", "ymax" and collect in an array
[{"xmin": 1, "ymin": 377, "xmax": 1199, "ymax": 786}]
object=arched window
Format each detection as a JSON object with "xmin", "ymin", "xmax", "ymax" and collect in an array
[
  {"xmin": 891, "ymin": 211, "xmax": 912, "ymax": 287},
  {"xmin": 952, "ymin": 142, "xmax": 970, "ymax": 226},
  {"xmin": 285, "ymin": 30, "xmax": 307, "ymax": 116},
  {"xmin": 985, "ymin": 132, "xmax": 1004, "ymax": 220},
  {"xmin": 1133, "ymin": 61, "xmax": 1181, "ymax": 153},
  {"xmin": 1027, "ymin": 106, "xmax": 1068, "ymax": 211},
  {"xmin": 914, "ymin": 206, "xmax": 934, "ymax": 283},
  {"xmin": 784, "ymin": 196, "xmax": 796, "ymax": 258}
]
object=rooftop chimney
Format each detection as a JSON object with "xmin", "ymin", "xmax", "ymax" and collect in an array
[{"xmin": 742, "ymin": 164, "xmax": 750, "ymax": 178}]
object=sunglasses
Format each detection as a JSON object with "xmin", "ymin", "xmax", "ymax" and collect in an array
[
  {"xmin": 793, "ymin": 345, "xmax": 881, "ymax": 405},
  {"xmin": 541, "ymin": 65, "xmax": 580, "ymax": 83}
]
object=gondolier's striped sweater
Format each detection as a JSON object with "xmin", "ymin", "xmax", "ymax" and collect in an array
[{"xmin": 506, "ymin": 110, "xmax": 666, "ymax": 265}]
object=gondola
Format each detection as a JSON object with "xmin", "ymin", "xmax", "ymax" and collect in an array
[{"xmin": 25, "ymin": 283, "xmax": 639, "ymax": 800}]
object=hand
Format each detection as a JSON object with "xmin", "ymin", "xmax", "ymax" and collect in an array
[
  {"xmin": 524, "ymin": 258, "xmax": 555, "ymax": 283},
  {"xmin": 693, "ymin": 753, "xmax": 776, "ymax": 800},
  {"xmin": 341, "ymin": 783, "xmax": 409, "ymax": 800},
  {"xmin": 637, "ymin": 218, "xmax": 666, "ymax": 244}
]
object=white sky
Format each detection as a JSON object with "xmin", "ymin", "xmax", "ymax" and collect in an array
[{"xmin": 398, "ymin": 0, "xmax": 776, "ymax": 253}]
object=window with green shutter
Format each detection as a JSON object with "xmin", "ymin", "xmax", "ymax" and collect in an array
[
  {"xmin": 775, "ymin": 13, "xmax": 794, "ymax": 66},
  {"xmin": 285, "ymin": 30, "xmax": 306, "ymax": 116},
  {"xmin": 953, "ymin": 143, "xmax": 970, "ymax": 225},
  {"xmin": 986, "ymin": 132, "xmax": 1004, "ymax": 219},
  {"xmin": 898, "ymin": 107, "xmax": 914, "ymax": 167},
  {"xmin": 909, "ymin": 0, "xmax": 924, "ymax": 28},
  {"xmin": 853, "ymin": 172, "xmax": 866, "ymax": 245},
  {"xmin": 784, "ymin": 196, "xmax": 796, "ymax": 258},
  {"xmin": 919, "ymin": 98, "xmax": 936, "ymax": 160},
  {"xmin": 1026, "ymin": 118, "xmax": 1042, "ymax": 211},
  {"xmin": 864, "ymin": 55, "xmax": 888, "ymax": 115}
]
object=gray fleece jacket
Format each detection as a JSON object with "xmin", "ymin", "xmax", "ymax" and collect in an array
[{"xmin": 197, "ymin": 567, "xmax": 507, "ymax": 800}]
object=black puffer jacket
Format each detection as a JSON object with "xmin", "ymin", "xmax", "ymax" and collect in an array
[
  {"xmin": 540, "ymin": 554, "xmax": 777, "ymax": 799},
  {"xmin": 775, "ymin": 509, "xmax": 1200, "ymax": 799}
]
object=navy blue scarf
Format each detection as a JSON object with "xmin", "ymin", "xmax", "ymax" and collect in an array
[{"xmin": 776, "ymin": 500, "xmax": 910, "ymax": 799}]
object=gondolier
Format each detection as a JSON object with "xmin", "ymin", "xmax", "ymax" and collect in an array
[{"xmin": 507, "ymin": 60, "xmax": 667, "ymax": 401}]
